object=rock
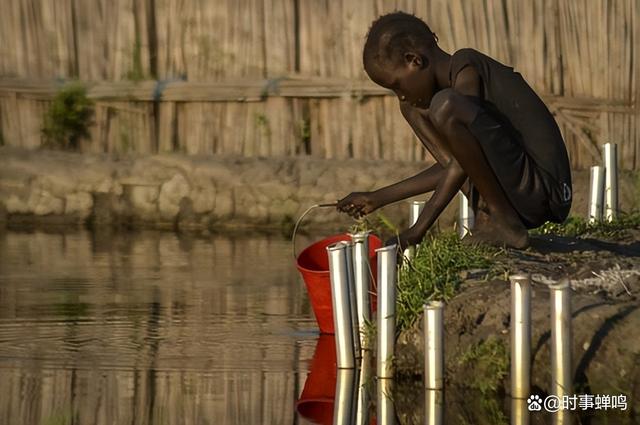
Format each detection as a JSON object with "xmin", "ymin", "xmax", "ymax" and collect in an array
[
  {"xmin": 64, "ymin": 192, "xmax": 93, "ymax": 219},
  {"xmin": 158, "ymin": 174, "xmax": 190, "ymax": 219}
]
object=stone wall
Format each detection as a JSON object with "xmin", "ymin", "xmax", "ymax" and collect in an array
[{"xmin": 1, "ymin": 147, "xmax": 638, "ymax": 232}]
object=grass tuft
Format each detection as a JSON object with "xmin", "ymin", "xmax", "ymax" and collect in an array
[
  {"xmin": 396, "ymin": 232, "xmax": 497, "ymax": 332},
  {"xmin": 531, "ymin": 212, "xmax": 640, "ymax": 239}
]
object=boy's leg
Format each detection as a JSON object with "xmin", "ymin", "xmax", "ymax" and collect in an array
[{"xmin": 428, "ymin": 88, "xmax": 529, "ymax": 248}]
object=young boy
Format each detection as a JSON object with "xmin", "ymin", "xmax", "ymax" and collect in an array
[{"xmin": 337, "ymin": 12, "xmax": 572, "ymax": 250}]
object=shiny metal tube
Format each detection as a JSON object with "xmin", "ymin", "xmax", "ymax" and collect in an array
[
  {"xmin": 603, "ymin": 143, "xmax": 618, "ymax": 222},
  {"xmin": 355, "ymin": 351, "xmax": 372, "ymax": 425},
  {"xmin": 342, "ymin": 241, "xmax": 361, "ymax": 357},
  {"xmin": 350, "ymin": 232, "xmax": 371, "ymax": 351},
  {"xmin": 424, "ymin": 390, "xmax": 444, "ymax": 425},
  {"xmin": 550, "ymin": 279, "xmax": 572, "ymax": 398},
  {"xmin": 510, "ymin": 397, "xmax": 530, "ymax": 425},
  {"xmin": 458, "ymin": 191, "xmax": 474, "ymax": 238},
  {"xmin": 376, "ymin": 378, "xmax": 395, "ymax": 425},
  {"xmin": 376, "ymin": 244, "xmax": 397, "ymax": 378},
  {"xmin": 403, "ymin": 200, "xmax": 425, "ymax": 261},
  {"xmin": 327, "ymin": 242, "xmax": 355, "ymax": 369},
  {"xmin": 588, "ymin": 165, "xmax": 604, "ymax": 223},
  {"xmin": 333, "ymin": 368, "xmax": 355, "ymax": 425},
  {"xmin": 510, "ymin": 274, "xmax": 531, "ymax": 399},
  {"xmin": 423, "ymin": 301, "xmax": 444, "ymax": 390}
]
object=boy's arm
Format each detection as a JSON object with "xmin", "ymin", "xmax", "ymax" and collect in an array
[{"xmin": 337, "ymin": 163, "xmax": 444, "ymax": 218}]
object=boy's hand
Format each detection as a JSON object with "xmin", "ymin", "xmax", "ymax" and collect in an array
[
  {"xmin": 336, "ymin": 192, "xmax": 380, "ymax": 218},
  {"xmin": 384, "ymin": 228, "xmax": 422, "ymax": 253}
]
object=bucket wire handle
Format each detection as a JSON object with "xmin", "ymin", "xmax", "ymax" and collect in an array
[{"xmin": 291, "ymin": 203, "xmax": 337, "ymax": 259}]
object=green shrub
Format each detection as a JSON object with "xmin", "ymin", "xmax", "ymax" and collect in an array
[{"xmin": 42, "ymin": 84, "xmax": 94, "ymax": 150}]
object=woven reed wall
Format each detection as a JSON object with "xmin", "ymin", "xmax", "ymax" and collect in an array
[{"xmin": 0, "ymin": 0, "xmax": 637, "ymax": 169}]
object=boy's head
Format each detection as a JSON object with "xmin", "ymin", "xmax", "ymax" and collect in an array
[{"xmin": 363, "ymin": 12, "xmax": 439, "ymax": 108}]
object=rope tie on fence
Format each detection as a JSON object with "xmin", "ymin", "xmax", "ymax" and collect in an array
[
  {"xmin": 153, "ymin": 77, "xmax": 186, "ymax": 101},
  {"xmin": 260, "ymin": 76, "xmax": 287, "ymax": 100}
]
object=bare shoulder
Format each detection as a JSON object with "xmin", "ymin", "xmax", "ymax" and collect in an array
[{"xmin": 452, "ymin": 64, "xmax": 481, "ymax": 97}]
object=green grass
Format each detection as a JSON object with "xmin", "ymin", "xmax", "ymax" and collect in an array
[
  {"xmin": 531, "ymin": 212, "xmax": 640, "ymax": 239},
  {"xmin": 459, "ymin": 336, "xmax": 509, "ymax": 394},
  {"xmin": 396, "ymin": 232, "xmax": 498, "ymax": 332}
]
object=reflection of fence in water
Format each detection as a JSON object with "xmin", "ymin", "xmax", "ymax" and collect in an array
[
  {"xmin": 0, "ymin": 231, "xmax": 311, "ymax": 425},
  {"xmin": 0, "ymin": 0, "xmax": 639, "ymax": 169}
]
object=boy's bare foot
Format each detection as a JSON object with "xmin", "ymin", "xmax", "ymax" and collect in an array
[{"xmin": 464, "ymin": 211, "xmax": 529, "ymax": 249}]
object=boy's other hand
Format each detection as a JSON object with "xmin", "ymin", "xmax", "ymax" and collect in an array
[
  {"xmin": 384, "ymin": 228, "xmax": 422, "ymax": 253},
  {"xmin": 336, "ymin": 192, "xmax": 379, "ymax": 218}
]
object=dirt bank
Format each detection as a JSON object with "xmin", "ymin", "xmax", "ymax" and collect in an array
[{"xmin": 395, "ymin": 233, "xmax": 640, "ymax": 423}]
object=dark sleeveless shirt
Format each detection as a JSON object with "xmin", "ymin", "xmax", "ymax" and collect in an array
[{"xmin": 449, "ymin": 49, "xmax": 572, "ymax": 220}]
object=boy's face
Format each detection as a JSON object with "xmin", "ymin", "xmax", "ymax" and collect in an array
[{"xmin": 365, "ymin": 54, "xmax": 436, "ymax": 109}]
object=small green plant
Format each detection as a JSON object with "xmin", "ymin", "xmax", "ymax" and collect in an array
[
  {"xmin": 42, "ymin": 84, "xmax": 94, "ymax": 150},
  {"xmin": 531, "ymin": 212, "xmax": 640, "ymax": 239},
  {"xmin": 459, "ymin": 336, "xmax": 509, "ymax": 395},
  {"xmin": 396, "ymin": 232, "xmax": 496, "ymax": 332}
]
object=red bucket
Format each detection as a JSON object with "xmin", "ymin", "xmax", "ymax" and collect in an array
[{"xmin": 296, "ymin": 233, "xmax": 382, "ymax": 334}]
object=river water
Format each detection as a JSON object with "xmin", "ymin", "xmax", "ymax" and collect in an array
[
  {"xmin": 0, "ymin": 229, "xmax": 328, "ymax": 425},
  {"xmin": 1, "ymin": 229, "xmax": 611, "ymax": 425}
]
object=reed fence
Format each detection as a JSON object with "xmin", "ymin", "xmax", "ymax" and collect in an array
[{"xmin": 0, "ymin": 0, "xmax": 638, "ymax": 169}]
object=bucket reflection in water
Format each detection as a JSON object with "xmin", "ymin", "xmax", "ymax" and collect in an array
[
  {"xmin": 327, "ymin": 242, "xmax": 355, "ymax": 369},
  {"xmin": 424, "ymin": 390, "xmax": 444, "ymax": 425},
  {"xmin": 377, "ymin": 378, "xmax": 395, "ymax": 425},
  {"xmin": 510, "ymin": 397, "xmax": 530, "ymax": 425},
  {"xmin": 334, "ymin": 368, "xmax": 356, "ymax": 425},
  {"xmin": 296, "ymin": 335, "xmax": 337, "ymax": 425}
]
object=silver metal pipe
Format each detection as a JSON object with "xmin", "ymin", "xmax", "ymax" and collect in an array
[
  {"xmin": 376, "ymin": 378, "xmax": 395, "ymax": 425},
  {"xmin": 376, "ymin": 244, "xmax": 397, "ymax": 378},
  {"xmin": 333, "ymin": 368, "xmax": 355, "ymax": 425},
  {"xmin": 327, "ymin": 242, "xmax": 355, "ymax": 369},
  {"xmin": 509, "ymin": 274, "xmax": 531, "ymax": 399},
  {"xmin": 553, "ymin": 407, "xmax": 572, "ymax": 425},
  {"xmin": 588, "ymin": 165, "xmax": 605, "ymax": 223},
  {"xmin": 424, "ymin": 390, "xmax": 444, "ymax": 425},
  {"xmin": 342, "ymin": 241, "xmax": 361, "ymax": 357},
  {"xmin": 403, "ymin": 200, "xmax": 425, "ymax": 261},
  {"xmin": 603, "ymin": 143, "xmax": 618, "ymax": 222},
  {"xmin": 458, "ymin": 191, "xmax": 474, "ymax": 238},
  {"xmin": 550, "ymin": 279, "xmax": 572, "ymax": 399},
  {"xmin": 355, "ymin": 351, "xmax": 372, "ymax": 425},
  {"xmin": 510, "ymin": 398, "xmax": 530, "ymax": 425},
  {"xmin": 423, "ymin": 301, "xmax": 444, "ymax": 390},
  {"xmin": 350, "ymin": 232, "xmax": 371, "ymax": 351}
]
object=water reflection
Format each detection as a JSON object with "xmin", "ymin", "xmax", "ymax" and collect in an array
[{"xmin": 0, "ymin": 229, "xmax": 319, "ymax": 425}]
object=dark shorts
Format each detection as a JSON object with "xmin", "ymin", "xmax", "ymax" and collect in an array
[{"xmin": 468, "ymin": 106, "xmax": 555, "ymax": 229}]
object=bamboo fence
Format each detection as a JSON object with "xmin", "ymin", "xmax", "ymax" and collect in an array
[{"xmin": 0, "ymin": 0, "xmax": 638, "ymax": 169}]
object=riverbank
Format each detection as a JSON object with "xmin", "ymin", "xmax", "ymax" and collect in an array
[{"xmin": 1, "ymin": 147, "xmax": 639, "ymax": 232}]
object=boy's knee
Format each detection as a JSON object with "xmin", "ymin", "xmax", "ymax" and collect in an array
[
  {"xmin": 428, "ymin": 89, "xmax": 458, "ymax": 129},
  {"xmin": 429, "ymin": 89, "xmax": 479, "ymax": 131}
]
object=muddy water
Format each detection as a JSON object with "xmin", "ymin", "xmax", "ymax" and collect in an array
[{"xmin": 0, "ymin": 229, "xmax": 327, "ymax": 425}]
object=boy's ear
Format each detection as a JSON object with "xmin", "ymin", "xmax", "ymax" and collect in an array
[{"xmin": 404, "ymin": 52, "xmax": 425, "ymax": 69}]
